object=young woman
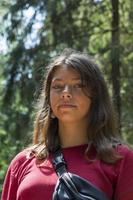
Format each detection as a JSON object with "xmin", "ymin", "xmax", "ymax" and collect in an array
[{"xmin": 2, "ymin": 49, "xmax": 133, "ymax": 200}]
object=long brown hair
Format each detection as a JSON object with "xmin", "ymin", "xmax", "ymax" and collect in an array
[{"xmin": 32, "ymin": 48, "xmax": 122, "ymax": 163}]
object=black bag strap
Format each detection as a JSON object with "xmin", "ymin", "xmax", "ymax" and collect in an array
[{"xmin": 52, "ymin": 149, "xmax": 67, "ymax": 176}]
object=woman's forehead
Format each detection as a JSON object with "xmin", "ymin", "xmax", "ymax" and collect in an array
[{"xmin": 51, "ymin": 64, "xmax": 81, "ymax": 80}]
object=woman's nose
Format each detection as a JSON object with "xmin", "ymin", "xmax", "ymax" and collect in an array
[{"xmin": 61, "ymin": 85, "xmax": 72, "ymax": 99}]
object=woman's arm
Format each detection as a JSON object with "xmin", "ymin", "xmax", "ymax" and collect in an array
[
  {"xmin": 1, "ymin": 151, "xmax": 28, "ymax": 200},
  {"xmin": 1, "ymin": 165, "xmax": 18, "ymax": 200},
  {"xmin": 114, "ymin": 145, "xmax": 133, "ymax": 200}
]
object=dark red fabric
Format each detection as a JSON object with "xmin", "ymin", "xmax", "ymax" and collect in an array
[{"xmin": 1, "ymin": 144, "xmax": 133, "ymax": 200}]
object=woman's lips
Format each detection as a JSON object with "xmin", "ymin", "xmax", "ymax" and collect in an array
[{"xmin": 58, "ymin": 104, "xmax": 76, "ymax": 109}]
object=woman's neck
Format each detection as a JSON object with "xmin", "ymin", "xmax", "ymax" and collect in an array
[{"xmin": 58, "ymin": 121, "xmax": 89, "ymax": 148}]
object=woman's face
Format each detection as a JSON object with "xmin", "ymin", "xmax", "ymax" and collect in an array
[{"xmin": 50, "ymin": 65, "xmax": 91, "ymax": 124}]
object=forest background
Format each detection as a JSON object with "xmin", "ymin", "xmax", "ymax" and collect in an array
[{"xmin": 0, "ymin": 0, "xmax": 132, "ymax": 194}]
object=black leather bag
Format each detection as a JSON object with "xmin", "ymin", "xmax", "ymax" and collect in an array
[{"xmin": 52, "ymin": 149, "xmax": 109, "ymax": 200}]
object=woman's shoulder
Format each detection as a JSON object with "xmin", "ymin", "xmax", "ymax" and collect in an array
[
  {"xmin": 116, "ymin": 143, "xmax": 133, "ymax": 157},
  {"xmin": 114, "ymin": 143, "xmax": 133, "ymax": 170},
  {"xmin": 113, "ymin": 145, "xmax": 133, "ymax": 199},
  {"xmin": 11, "ymin": 149, "xmax": 31, "ymax": 163},
  {"xmin": 9, "ymin": 149, "xmax": 35, "ymax": 174}
]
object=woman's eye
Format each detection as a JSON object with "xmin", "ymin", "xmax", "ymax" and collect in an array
[
  {"xmin": 74, "ymin": 83, "xmax": 83, "ymax": 88},
  {"xmin": 52, "ymin": 85, "xmax": 63, "ymax": 89}
]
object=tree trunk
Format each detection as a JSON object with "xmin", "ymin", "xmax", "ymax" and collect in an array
[{"xmin": 111, "ymin": 0, "xmax": 121, "ymax": 131}]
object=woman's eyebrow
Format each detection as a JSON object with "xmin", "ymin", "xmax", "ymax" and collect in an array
[{"xmin": 52, "ymin": 77, "xmax": 81, "ymax": 82}]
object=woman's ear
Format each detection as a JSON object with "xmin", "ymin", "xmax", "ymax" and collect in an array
[{"xmin": 51, "ymin": 112, "xmax": 56, "ymax": 119}]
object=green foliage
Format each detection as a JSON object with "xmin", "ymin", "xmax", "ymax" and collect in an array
[{"xmin": 0, "ymin": 0, "xmax": 133, "ymax": 194}]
